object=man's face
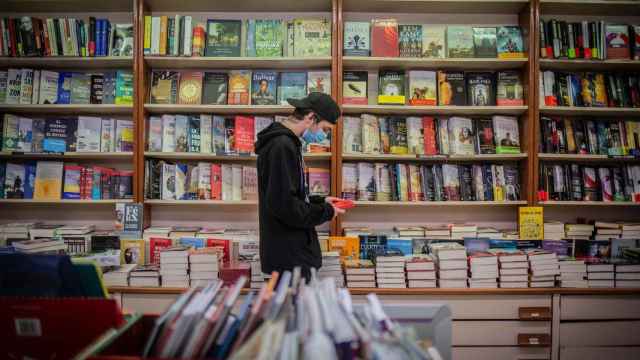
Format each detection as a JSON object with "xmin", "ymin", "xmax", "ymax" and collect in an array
[{"xmin": 304, "ymin": 112, "xmax": 333, "ymax": 133}]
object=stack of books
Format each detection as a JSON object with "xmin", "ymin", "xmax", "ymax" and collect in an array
[
  {"xmin": 375, "ymin": 254, "xmax": 407, "ymax": 288},
  {"xmin": 395, "ymin": 226, "xmax": 426, "ymax": 238},
  {"xmin": 493, "ymin": 249, "xmax": 528, "ymax": 288},
  {"xmin": 102, "ymin": 264, "xmax": 136, "ymax": 287},
  {"xmin": 477, "ymin": 227, "xmax": 502, "ymax": 239},
  {"xmin": 565, "ymin": 224, "xmax": 594, "ymax": 240},
  {"xmin": 59, "ymin": 225, "xmax": 95, "ymax": 255},
  {"xmin": 528, "ymin": 250, "xmax": 559, "ymax": 288},
  {"xmin": 12, "ymin": 238, "xmax": 66, "ymax": 254},
  {"xmin": 587, "ymin": 260, "xmax": 615, "ymax": 288},
  {"xmin": 159, "ymin": 246, "xmax": 190, "ymax": 288},
  {"xmin": 189, "ymin": 248, "xmax": 221, "ymax": 287},
  {"xmin": 430, "ymin": 242, "xmax": 468, "ymax": 288},
  {"xmin": 318, "ymin": 251, "xmax": 344, "ymax": 287},
  {"xmin": 317, "ymin": 230, "xmax": 330, "ymax": 253},
  {"xmin": 621, "ymin": 224, "xmax": 640, "ymax": 239},
  {"xmin": 450, "ymin": 224, "xmax": 478, "ymax": 240},
  {"xmin": 1, "ymin": 222, "xmax": 35, "ymax": 245},
  {"xmin": 594, "ymin": 222, "xmax": 622, "ymax": 240},
  {"xmin": 344, "ymin": 259, "xmax": 376, "ymax": 288},
  {"xmin": 615, "ymin": 260, "xmax": 640, "ymax": 288},
  {"xmin": 29, "ymin": 224, "xmax": 62, "ymax": 240},
  {"xmin": 559, "ymin": 259, "xmax": 587, "ymax": 288},
  {"xmin": 129, "ymin": 265, "xmax": 161, "ymax": 287},
  {"xmin": 405, "ymin": 255, "xmax": 436, "ymax": 288},
  {"xmin": 468, "ymin": 252, "xmax": 498, "ymax": 288},
  {"xmin": 544, "ymin": 221, "xmax": 565, "ymax": 240},
  {"xmin": 249, "ymin": 255, "xmax": 264, "ymax": 289},
  {"xmin": 424, "ymin": 227, "xmax": 450, "ymax": 240}
]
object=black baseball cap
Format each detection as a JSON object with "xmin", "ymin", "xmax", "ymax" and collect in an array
[{"xmin": 287, "ymin": 92, "xmax": 341, "ymax": 124}]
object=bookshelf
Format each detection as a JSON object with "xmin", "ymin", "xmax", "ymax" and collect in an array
[
  {"xmin": 341, "ymin": 105, "xmax": 529, "ymax": 116},
  {"xmin": 539, "ymin": 106, "xmax": 640, "ymax": 116},
  {"xmin": 144, "ymin": 199, "xmax": 258, "ymax": 206},
  {"xmin": 342, "ymin": 153, "xmax": 528, "ymax": 161},
  {"xmin": 0, "ymin": 152, "xmax": 134, "ymax": 160},
  {"xmin": 540, "ymin": 201, "xmax": 640, "ymax": 207},
  {"xmin": 0, "ymin": 56, "xmax": 134, "ymax": 69},
  {"xmin": 0, "ymin": 199, "xmax": 133, "ymax": 205},
  {"xmin": 143, "ymin": 104, "xmax": 294, "ymax": 115},
  {"xmin": 144, "ymin": 56, "xmax": 332, "ymax": 69},
  {"xmin": 342, "ymin": 56, "xmax": 529, "ymax": 70},
  {"xmin": 537, "ymin": 154, "xmax": 640, "ymax": 163},
  {"xmin": 352, "ymin": 200, "xmax": 528, "ymax": 207},
  {"xmin": 144, "ymin": 152, "xmax": 331, "ymax": 161},
  {"xmin": 0, "ymin": 104, "xmax": 134, "ymax": 115},
  {"xmin": 539, "ymin": 58, "xmax": 640, "ymax": 71}
]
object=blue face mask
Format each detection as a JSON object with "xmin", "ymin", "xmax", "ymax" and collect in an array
[{"xmin": 302, "ymin": 127, "xmax": 327, "ymax": 144}]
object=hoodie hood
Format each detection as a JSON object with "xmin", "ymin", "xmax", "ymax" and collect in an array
[{"xmin": 255, "ymin": 121, "xmax": 302, "ymax": 155}]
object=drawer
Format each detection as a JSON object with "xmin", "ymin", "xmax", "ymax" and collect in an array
[
  {"xmin": 452, "ymin": 321, "xmax": 551, "ymax": 346},
  {"xmin": 355, "ymin": 295, "xmax": 552, "ymax": 319},
  {"xmin": 453, "ymin": 347, "xmax": 550, "ymax": 360},
  {"xmin": 561, "ymin": 295, "xmax": 640, "ymax": 320},
  {"xmin": 560, "ymin": 346, "xmax": 640, "ymax": 360},
  {"xmin": 121, "ymin": 293, "xmax": 180, "ymax": 314},
  {"xmin": 560, "ymin": 321, "xmax": 640, "ymax": 346}
]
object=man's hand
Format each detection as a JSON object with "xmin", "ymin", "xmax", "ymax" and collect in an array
[{"xmin": 325, "ymin": 196, "xmax": 346, "ymax": 219}]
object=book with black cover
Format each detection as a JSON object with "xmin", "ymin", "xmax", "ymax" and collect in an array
[
  {"xmin": 466, "ymin": 72, "xmax": 496, "ymax": 106},
  {"xmin": 202, "ymin": 72, "xmax": 228, "ymax": 105}
]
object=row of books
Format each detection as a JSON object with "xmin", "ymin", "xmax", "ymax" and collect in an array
[
  {"xmin": 545, "ymin": 221, "xmax": 640, "ymax": 241},
  {"xmin": 343, "ymin": 70, "xmax": 524, "ymax": 106},
  {"xmin": 144, "ymin": 17, "xmax": 331, "ymax": 58},
  {"xmin": 539, "ymin": 19, "xmax": 640, "ymax": 60},
  {"xmin": 541, "ymin": 71, "xmax": 640, "ymax": 108},
  {"xmin": 538, "ymin": 163, "xmax": 640, "ymax": 202},
  {"xmin": 558, "ymin": 257, "xmax": 640, "ymax": 288},
  {"xmin": 1, "ymin": 161, "xmax": 133, "ymax": 200},
  {"xmin": 0, "ymin": 17, "xmax": 133, "ymax": 57},
  {"xmin": 149, "ymin": 69, "xmax": 330, "ymax": 106},
  {"xmin": 343, "ymin": 114, "xmax": 520, "ymax": 156},
  {"xmin": 0, "ymin": 69, "xmax": 134, "ymax": 105},
  {"xmin": 344, "ymin": 20, "xmax": 524, "ymax": 59},
  {"xmin": 341, "ymin": 162, "xmax": 521, "ymax": 202},
  {"xmin": 540, "ymin": 117, "xmax": 640, "ymax": 156},
  {"xmin": 343, "ymin": 224, "xmax": 518, "ymax": 241},
  {"xmin": 2, "ymin": 114, "xmax": 133, "ymax": 153}
]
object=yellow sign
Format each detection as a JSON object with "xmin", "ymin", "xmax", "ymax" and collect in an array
[{"xmin": 519, "ymin": 206, "xmax": 543, "ymax": 240}]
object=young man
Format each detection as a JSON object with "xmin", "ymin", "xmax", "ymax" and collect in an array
[{"xmin": 254, "ymin": 92, "xmax": 345, "ymax": 279}]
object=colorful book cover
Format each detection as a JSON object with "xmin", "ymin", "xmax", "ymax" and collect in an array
[
  {"xmin": 447, "ymin": 26, "xmax": 474, "ymax": 58},
  {"xmin": 234, "ymin": 115, "xmax": 255, "ymax": 154},
  {"xmin": 251, "ymin": 71, "xmax": 278, "ymax": 105},
  {"xmin": 121, "ymin": 239, "xmax": 145, "ymax": 265},
  {"xmin": 178, "ymin": 71, "xmax": 203, "ymax": 105},
  {"xmin": 227, "ymin": 70, "xmax": 251, "ymax": 105},
  {"xmin": 5, "ymin": 163, "xmax": 25, "ymax": 199},
  {"xmin": 518, "ymin": 206, "xmax": 543, "ymax": 240},
  {"xmin": 448, "ymin": 117, "xmax": 475, "ymax": 155},
  {"xmin": 406, "ymin": 117, "xmax": 424, "ymax": 155},
  {"xmin": 467, "ymin": 72, "xmax": 496, "ymax": 106},
  {"xmin": 371, "ymin": 19, "xmax": 399, "ymax": 57},
  {"xmin": 149, "ymin": 237, "xmax": 172, "ymax": 265},
  {"xmin": 438, "ymin": 71, "xmax": 466, "ymax": 105},
  {"xmin": 387, "ymin": 238, "xmax": 413, "ymax": 256},
  {"xmin": 472, "ymin": 27, "xmax": 497, "ymax": 58},
  {"xmin": 342, "ymin": 71, "xmax": 368, "ymax": 104},
  {"xmin": 307, "ymin": 167, "xmax": 330, "ymax": 196},
  {"xmin": 115, "ymin": 71, "xmax": 134, "ymax": 105},
  {"xmin": 378, "ymin": 70, "xmax": 405, "ymax": 105},
  {"xmin": 442, "ymin": 164, "xmax": 460, "ymax": 201},
  {"xmin": 344, "ymin": 21, "xmax": 370, "ymax": 56},
  {"xmin": 328, "ymin": 236, "xmax": 361, "ymax": 260},
  {"xmin": 421, "ymin": 25, "xmax": 445, "ymax": 58},
  {"xmin": 255, "ymin": 19, "xmax": 283, "ymax": 57},
  {"xmin": 202, "ymin": 72, "xmax": 228, "ymax": 105},
  {"xmin": 62, "ymin": 164, "xmax": 82, "ymax": 199},
  {"xmin": 398, "ymin": 24, "xmax": 422, "ymax": 57},
  {"xmin": 408, "ymin": 70, "xmax": 437, "ymax": 105},
  {"xmin": 389, "ymin": 117, "xmax": 408, "ymax": 154},
  {"xmin": 278, "ymin": 72, "xmax": 307, "ymax": 104},
  {"xmin": 307, "ymin": 70, "xmax": 331, "ymax": 95},
  {"xmin": 205, "ymin": 19, "xmax": 242, "ymax": 57},
  {"xmin": 497, "ymin": 26, "xmax": 524, "ymax": 59},
  {"xmin": 496, "ymin": 71, "xmax": 524, "ymax": 106},
  {"xmin": 422, "ymin": 117, "xmax": 438, "ymax": 155},
  {"xmin": 492, "ymin": 115, "xmax": 520, "ymax": 154},
  {"xmin": 150, "ymin": 70, "xmax": 180, "ymax": 104},
  {"xmin": 293, "ymin": 18, "xmax": 331, "ymax": 57},
  {"xmin": 56, "ymin": 72, "xmax": 72, "ymax": 104},
  {"xmin": 475, "ymin": 118, "xmax": 496, "ymax": 154},
  {"xmin": 43, "ymin": 119, "xmax": 69, "ymax": 152},
  {"xmin": 188, "ymin": 116, "xmax": 201, "ymax": 153},
  {"xmin": 605, "ymin": 24, "xmax": 630, "ymax": 60}
]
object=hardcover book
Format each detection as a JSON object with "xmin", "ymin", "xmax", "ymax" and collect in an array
[
  {"xmin": 255, "ymin": 19, "xmax": 283, "ymax": 57},
  {"xmin": 497, "ymin": 26, "xmax": 525, "ymax": 59},
  {"xmin": 178, "ymin": 71, "xmax": 203, "ymax": 105},
  {"xmin": 466, "ymin": 72, "xmax": 496, "ymax": 106},
  {"xmin": 307, "ymin": 71, "xmax": 331, "ymax": 95},
  {"xmin": 293, "ymin": 19, "xmax": 331, "ymax": 57},
  {"xmin": 150, "ymin": 71, "xmax": 179, "ymax": 104},
  {"xmin": 496, "ymin": 71, "xmax": 524, "ymax": 106},
  {"xmin": 205, "ymin": 19, "xmax": 242, "ymax": 57},
  {"xmin": 398, "ymin": 24, "xmax": 422, "ymax": 57},
  {"xmin": 408, "ymin": 70, "xmax": 437, "ymax": 106},
  {"xmin": 447, "ymin": 26, "xmax": 474, "ymax": 58},
  {"xmin": 438, "ymin": 71, "xmax": 466, "ymax": 105},
  {"xmin": 421, "ymin": 25, "xmax": 445, "ymax": 58},
  {"xmin": 493, "ymin": 115, "xmax": 520, "ymax": 154},
  {"xmin": 227, "ymin": 70, "xmax": 251, "ymax": 105},
  {"xmin": 371, "ymin": 19, "xmax": 399, "ymax": 57},
  {"xmin": 251, "ymin": 71, "xmax": 278, "ymax": 105},
  {"xmin": 342, "ymin": 71, "xmax": 368, "ymax": 104},
  {"xmin": 378, "ymin": 70, "xmax": 405, "ymax": 105},
  {"xmin": 202, "ymin": 72, "xmax": 228, "ymax": 105},
  {"xmin": 448, "ymin": 117, "xmax": 475, "ymax": 155},
  {"xmin": 473, "ymin": 27, "xmax": 497, "ymax": 58},
  {"xmin": 278, "ymin": 72, "xmax": 306, "ymax": 104},
  {"xmin": 344, "ymin": 21, "xmax": 370, "ymax": 56}
]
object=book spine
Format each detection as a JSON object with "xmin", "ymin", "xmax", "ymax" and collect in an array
[{"xmin": 159, "ymin": 16, "xmax": 168, "ymax": 56}]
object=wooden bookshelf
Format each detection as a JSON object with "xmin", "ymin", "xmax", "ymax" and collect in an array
[
  {"xmin": 352, "ymin": 200, "xmax": 528, "ymax": 207},
  {"xmin": 0, "ymin": 104, "xmax": 133, "ymax": 115},
  {"xmin": 144, "ymin": 104, "xmax": 294, "ymax": 115},
  {"xmin": 1, "ymin": 0, "xmax": 134, "ymax": 12},
  {"xmin": 539, "ymin": 59, "xmax": 640, "ymax": 71},
  {"xmin": 145, "ymin": 56, "xmax": 332, "ymax": 70},
  {"xmin": 539, "ymin": 106, "xmax": 640, "ymax": 116},
  {"xmin": 342, "ymin": 0, "xmax": 530, "ymax": 14},
  {"xmin": 342, "ymin": 57, "xmax": 528, "ymax": 70},
  {"xmin": 144, "ymin": 152, "xmax": 331, "ymax": 161},
  {"xmin": 0, "ymin": 199, "xmax": 133, "ymax": 205},
  {"xmin": 143, "ymin": 0, "xmax": 332, "ymax": 12},
  {"xmin": 539, "ymin": 0, "xmax": 640, "ymax": 16},
  {"xmin": 342, "ymin": 153, "xmax": 528, "ymax": 161},
  {"xmin": 341, "ymin": 105, "xmax": 528, "ymax": 116},
  {"xmin": 540, "ymin": 201, "xmax": 640, "ymax": 207},
  {"xmin": 538, "ymin": 153, "xmax": 640, "ymax": 163},
  {"xmin": 0, "ymin": 56, "xmax": 133, "ymax": 69},
  {"xmin": 144, "ymin": 199, "xmax": 258, "ymax": 206}
]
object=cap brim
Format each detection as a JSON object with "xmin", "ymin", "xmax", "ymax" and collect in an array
[{"xmin": 286, "ymin": 98, "xmax": 310, "ymax": 108}]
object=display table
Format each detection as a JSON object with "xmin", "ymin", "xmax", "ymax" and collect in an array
[{"xmin": 108, "ymin": 287, "xmax": 640, "ymax": 360}]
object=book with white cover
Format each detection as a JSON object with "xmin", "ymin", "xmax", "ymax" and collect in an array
[
  {"xmin": 499, "ymin": 281, "xmax": 528, "ymax": 288},
  {"xmin": 76, "ymin": 116, "xmax": 102, "ymax": 152},
  {"xmin": 232, "ymin": 164, "xmax": 242, "ymax": 201},
  {"xmin": 19, "ymin": 69, "xmax": 34, "ymax": 104},
  {"xmin": 500, "ymin": 274, "xmax": 528, "ymax": 282},
  {"xmin": 161, "ymin": 114, "xmax": 176, "ymax": 152},
  {"xmin": 500, "ymin": 267, "xmax": 528, "ymax": 276},
  {"xmin": 100, "ymin": 118, "xmax": 115, "ymax": 152},
  {"xmin": 437, "ymin": 259, "xmax": 468, "ymax": 270},
  {"xmin": 438, "ymin": 269, "xmax": 468, "ymax": 279},
  {"xmin": 38, "ymin": 70, "xmax": 59, "ymax": 104},
  {"xmin": 199, "ymin": 114, "xmax": 212, "ymax": 153},
  {"xmin": 408, "ymin": 280, "xmax": 437, "ymax": 288},
  {"xmin": 148, "ymin": 116, "xmax": 163, "ymax": 152},
  {"xmin": 407, "ymin": 271, "xmax": 436, "ymax": 280},
  {"xmin": 587, "ymin": 272, "xmax": 614, "ymax": 280},
  {"xmin": 190, "ymin": 271, "xmax": 218, "ymax": 280},
  {"xmin": 221, "ymin": 164, "xmax": 233, "ymax": 201},
  {"xmin": 438, "ymin": 279, "xmax": 468, "ymax": 288},
  {"xmin": 6, "ymin": 68, "xmax": 21, "ymax": 104}
]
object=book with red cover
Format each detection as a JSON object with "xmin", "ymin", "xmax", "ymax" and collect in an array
[
  {"xmin": 371, "ymin": 19, "xmax": 399, "ymax": 57},
  {"xmin": 234, "ymin": 116, "xmax": 255, "ymax": 154},
  {"xmin": 210, "ymin": 164, "xmax": 222, "ymax": 200},
  {"xmin": 219, "ymin": 261, "xmax": 250, "ymax": 286},
  {"xmin": 207, "ymin": 238, "xmax": 231, "ymax": 263},
  {"xmin": 150, "ymin": 237, "xmax": 173, "ymax": 265},
  {"xmin": 422, "ymin": 116, "xmax": 438, "ymax": 155}
]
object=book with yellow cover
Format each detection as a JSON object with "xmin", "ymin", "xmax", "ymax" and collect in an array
[
  {"xmin": 34, "ymin": 161, "xmax": 63, "ymax": 200},
  {"xmin": 328, "ymin": 236, "xmax": 360, "ymax": 260},
  {"xmin": 121, "ymin": 239, "xmax": 145, "ymax": 265},
  {"xmin": 178, "ymin": 71, "xmax": 203, "ymax": 105},
  {"xmin": 519, "ymin": 206, "xmax": 543, "ymax": 240}
]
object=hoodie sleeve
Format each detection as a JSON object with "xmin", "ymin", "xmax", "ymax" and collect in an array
[{"xmin": 264, "ymin": 140, "xmax": 334, "ymax": 229}]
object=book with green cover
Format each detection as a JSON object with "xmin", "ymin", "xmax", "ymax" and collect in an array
[
  {"xmin": 378, "ymin": 70, "xmax": 405, "ymax": 105},
  {"xmin": 255, "ymin": 19, "xmax": 283, "ymax": 57},
  {"xmin": 205, "ymin": 19, "xmax": 242, "ymax": 57},
  {"xmin": 293, "ymin": 19, "xmax": 331, "ymax": 57},
  {"xmin": 115, "ymin": 71, "xmax": 133, "ymax": 105},
  {"xmin": 278, "ymin": 72, "xmax": 307, "ymax": 104},
  {"xmin": 447, "ymin": 26, "xmax": 474, "ymax": 58}
]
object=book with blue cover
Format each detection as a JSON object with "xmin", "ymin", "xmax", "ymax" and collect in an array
[
  {"xmin": 278, "ymin": 72, "xmax": 306, "ymax": 105},
  {"xmin": 23, "ymin": 162, "xmax": 36, "ymax": 199},
  {"xmin": 179, "ymin": 237, "xmax": 205, "ymax": 249},
  {"xmin": 43, "ymin": 119, "xmax": 69, "ymax": 152},
  {"xmin": 251, "ymin": 71, "xmax": 278, "ymax": 105},
  {"xmin": 56, "ymin": 72, "xmax": 73, "ymax": 104},
  {"xmin": 386, "ymin": 238, "xmax": 413, "ymax": 256},
  {"xmin": 359, "ymin": 234, "xmax": 387, "ymax": 261}
]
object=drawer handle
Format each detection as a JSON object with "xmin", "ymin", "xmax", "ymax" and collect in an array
[
  {"xmin": 518, "ymin": 333, "xmax": 550, "ymax": 347},
  {"xmin": 519, "ymin": 307, "xmax": 551, "ymax": 321}
]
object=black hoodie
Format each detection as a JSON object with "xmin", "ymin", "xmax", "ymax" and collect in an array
[{"xmin": 254, "ymin": 122, "xmax": 334, "ymax": 276}]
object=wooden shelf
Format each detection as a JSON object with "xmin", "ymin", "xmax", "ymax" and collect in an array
[
  {"xmin": 352, "ymin": 200, "xmax": 527, "ymax": 207},
  {"xmin": 343, "ymin": 56, "xmax": 528, "ymax": 70},
  {"xmin": 0, "ymin": 104, "xmax": 133, "ymax": 115},
  {"xmin": 1, "ymin": 0, "xmax": 133, "ymax": 12},
  {"xmin": 342, "ymin": 0, "xmax": 529, "ymax": 14},
  {"xmin": 144, "ymin": 152, "xmax": 331, "ymax": 161},
  {"xmin": 540, "ymin": 0, "xmax": 640, "ymax": 16},
  {"xmin": 538, "ymin": 153, "xmax": 640, "ymax": 163},
  {"xmin": 540, "ymin": 201, "xmax": 640, "ymax": 206},
  {"xmin": 0, "ymin": 56, "xmax": 133, "ymax": 69},
  {"xmin": 145, "ymin": 199, "xmax": 258, "ymax": 206},
  {"xmin": 343, "ymin": 153, "xmax": 527, "ymax": 161},
  {"xmin": 0, "ymin": 152, "xmax": 133, "ymax": 160},
  {"xmin": 540, "ymin": 59, "xmax": 640, "ymax": 71},
  {"xmin": 145, "ymin": 56, "xmax": 331, "ymax": 70},
  {"xmin": 539, "ymin": 106, "xmax": 640, "ymax": 116},
  {"xmin": 144, "ymin": 0, "xmax": 332, "ymax": 12},
  {"xmin": 0, "ymin": 199, "xmax": 132, "ymax": 205},
  {"xmin": 341, "ymin": 105, "xmax": 528, "ymax": 116},
  {"xmin": 145, "ymin": 104, "xmax": 293, "ymax": 115}
]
